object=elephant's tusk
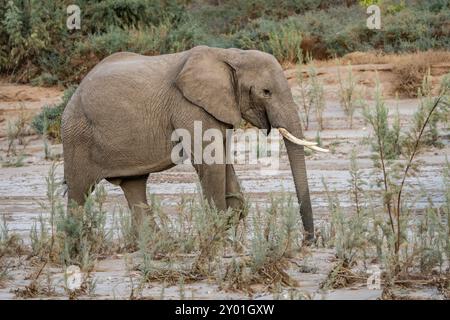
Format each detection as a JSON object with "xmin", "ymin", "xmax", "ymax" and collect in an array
[
  {"xmin": 278, "ymin": 128, "xmax": 318, "ymax": 147},
  {"xmin": 305, "ymin": 145, "xmax": 330, "ymax": 153}
]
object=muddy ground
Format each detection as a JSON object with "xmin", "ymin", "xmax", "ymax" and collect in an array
[{"xmin": 0, "ymin": 62, "xmax": 449, "ymax": 299}]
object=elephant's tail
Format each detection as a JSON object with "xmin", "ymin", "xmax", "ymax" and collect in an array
[{"xmin": 62, "ymin": 179, "xmax": 68, "ymax": 197}]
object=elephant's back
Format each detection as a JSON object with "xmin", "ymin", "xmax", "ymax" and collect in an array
[
  {"xmin": 75, "ymin": 51, "xmax": 185, "ymax": 122},
  {"xmin": 62, "ymin": 51, "xmax": 184, "ymax": 165},
  {"xmin": 83, "ymin": 51, "xmax": 185, "ymax": 84}
]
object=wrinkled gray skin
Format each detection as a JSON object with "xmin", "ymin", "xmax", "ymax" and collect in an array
[{"xmin": 62, "ymin": 46, "xmax": 314, "ymax": 242}]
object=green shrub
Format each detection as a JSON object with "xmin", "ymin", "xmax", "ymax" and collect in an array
[
  {"xmin": 0, "ymin": 0, "xmax": 68, "ymax": 81},
  {"xmin": 1, "ymin": 0, "xmax": 449, "ymax": 84},
  {"xmin": 232, "ymin": 18, "xmax": 303, "ymax": 63},
  {"xmin": 337, "ymin": 63, "xmax": 365, "ymax": 128},
  {"xmin": 267, "ymin": 24, "xmax": 302, "ymax": 64},
  {"xmin": 306, "ymin": 63, "xmax": 326, "ymax": 130},
  {"xmin": 363, "ymin": 78, "xmax": 403, "ymax": 160},
  {"xmin": 440, "ymin": 72, "xmax": 450, "ymax": 93},
  {"xmin": 31, "ymin": 86, "xmax": 77, "ymax": 141},
  {"xmin": 30, "ymin": 72, "xmax": 59, "ymax": 87}
]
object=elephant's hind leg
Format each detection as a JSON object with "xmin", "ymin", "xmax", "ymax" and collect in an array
[{"xmin": 119, "ymin": 174, "xmax": 159, "ymax": 236}]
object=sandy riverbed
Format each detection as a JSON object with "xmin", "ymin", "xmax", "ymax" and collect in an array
[{"xmin": 1, "ymin": 62, "xmax": 449, "ymax": 299}]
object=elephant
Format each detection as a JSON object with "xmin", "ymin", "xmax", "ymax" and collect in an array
[{"xmin": 61, "ymin": 45, "xmax": 326, "ymax": 243}]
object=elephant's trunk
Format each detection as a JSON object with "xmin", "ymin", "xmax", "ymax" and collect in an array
[
  {"xmin": 267, "ymin": 103, "xmax": 315, "ymax": 243},
  {"xmin": 284, "ymin": 136, "xmax": 314, "ymax": 242}
]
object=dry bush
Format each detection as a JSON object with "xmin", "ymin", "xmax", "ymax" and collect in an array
[
  {"xmin": 219, "ymin": 195, "xmax": 302, "ymax": 293},
  {"xmin": 0, "ymin": 215, "xmax": 25, "ymax": 257},
  {"xmin": 0, "ymin": 216, "xmax": 23, "ymax": 288},
  {"xmin": 391, "ymin": 51, "xmax": 449, "ymax": 97},
  {"xmin": 3, "ymin": 104, "xmax": 32, "ymax": 167},
  {"xmin": 134, "ymin": 193, "xmax": 302, "ymax": 294},
  {"xmin": 318, "ymin": 78, "xmax": 449, "ymax": 291},
  {"xmin": 341, "ymin": 50, "xmax": 450, "ymax": 98},
  {"xmin": 14, "ymin": 272, "xmax": 58, "ymax": 299},
  {"xmin": 0, "ymin": 263, "xmax": 9, "ymax": 288}
]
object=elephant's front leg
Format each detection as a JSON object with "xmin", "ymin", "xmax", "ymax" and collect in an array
[
  {"xmin": 225, "ymin": 164, "xmax": 245, "ymax": 224},
  {"xmin": 194, "ymin": 163, "xmax": 245, "ymax": 227},
  {"xmin": 194, "ymin": 163, "xmax": 227, "ymax": 211}
]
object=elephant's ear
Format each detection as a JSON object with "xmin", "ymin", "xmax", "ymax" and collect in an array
[{"xmin": 175, "ymin": 47, "xmax": 241, "ymax": 127}]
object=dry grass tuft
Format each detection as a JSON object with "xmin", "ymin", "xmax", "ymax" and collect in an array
[
  {"xmin": 320, "ymin": 260, "xmax": 363, "ymax": 290},
  {"xmin": 143, "ymin": 266, "xmax": 205, "ymax": 286},
  {"xmin": 435, "ymin": 275, "xmax": 450, "ymax": 299},
  {"xmin": 220, "ymin": 256, "xmax": 298, "ymax": 294},
  {"xmin": 253, "ymin": 259, "xmax": 298, "ymax": 288},
  {"xmin": 14, "ymin": 272, "xmax": 57, "ymax": 298},
  {"xmin": 341, "ymin": 51, "xmax": 389, "ymax": 65}
]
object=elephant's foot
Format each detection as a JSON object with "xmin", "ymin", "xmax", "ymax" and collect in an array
[{"xmin": 302, "ymin": 233, "xmax": 316, "ymax": 247}]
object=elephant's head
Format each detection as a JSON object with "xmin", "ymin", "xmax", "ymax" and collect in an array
[{"xmin": 176, "ymin": 45, "xmax": 326, "ymax": 242}]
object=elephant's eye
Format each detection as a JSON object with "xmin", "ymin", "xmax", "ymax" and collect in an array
[{"xmin": 263, "ymin": 89, "xmax": 271, "ymax": 98}]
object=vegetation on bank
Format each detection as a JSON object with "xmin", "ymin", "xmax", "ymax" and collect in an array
[
  {"xmin": 1, "ymin": 0, "xmax": 449, "ymax": 84},
  {"xmin": 2, "ymin": 0, "xmax": 450, "ymax": 299}
]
